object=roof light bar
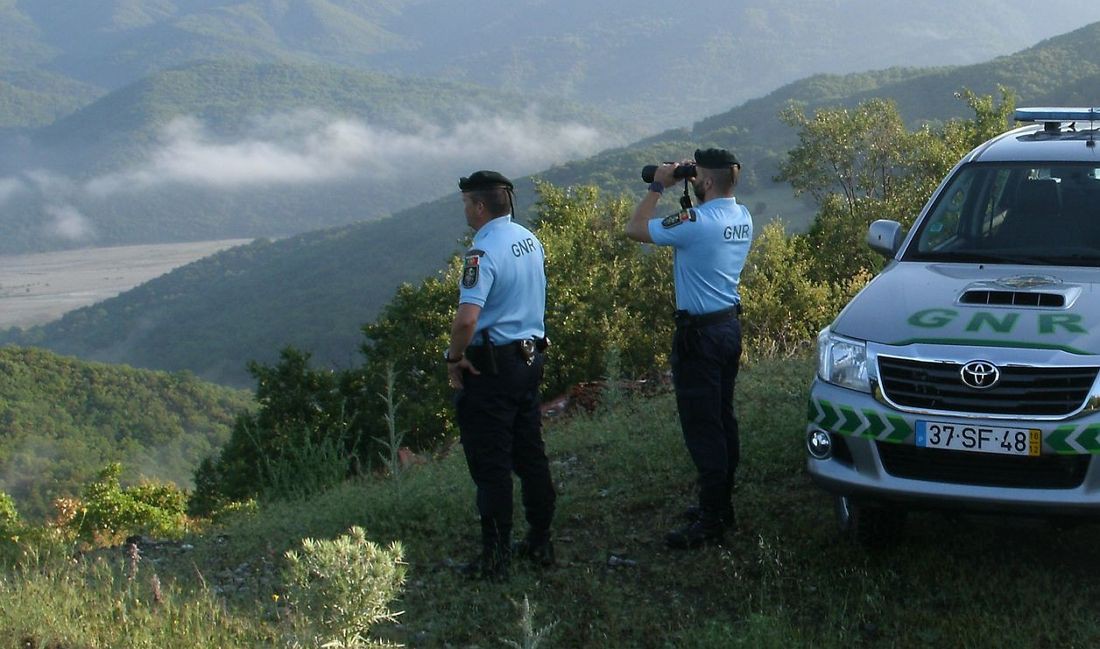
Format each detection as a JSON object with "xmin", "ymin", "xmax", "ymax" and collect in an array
[{"xmin": 1014, "ymin": 107, "xmax": 1100, "ymax": 123}]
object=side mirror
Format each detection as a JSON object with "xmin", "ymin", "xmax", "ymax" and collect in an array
[{"xmin": 867, "ymin": 220, "xmax": 903, "ymax": 258}]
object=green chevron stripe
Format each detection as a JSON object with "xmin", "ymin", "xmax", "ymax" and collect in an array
[
  {"xmin": 819, "ymin": 401, "xmax": 839, "ymax": 430},
  {"xmin": 1076, "ymin": 424, "xmax": 1100, "ymax": 454},
  {"xmin": 807, "ymin": 399, "xmax": 820, "ymax": 424},
  {"xmin": 886, "ymin": 415, "xmax": 913, "ymax": 442},
  {"xmin": 862, "ymin": 410, "xmax": 887, "ymax": 439},
  {"xmin": 838, "ymin": 406, "xmax": 862, "ymax": 434},
  {"xmin": 1047, "ymin": 425, "xmax": 1077, "ymax": 454}
]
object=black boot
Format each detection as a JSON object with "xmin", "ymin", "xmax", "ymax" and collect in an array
[
  {"xmin": 513, "ymin": 529, "xmax": 555, "ymax": 567},
  {"xmin": 458, "ymin": 518, "xmax": 511, "ymax": 581},
  {"xmin": 665, "ymin": 512, "xmax": 724, "ymax": 549},
  {"xmin": 682, "ymin": 504, "xmax": 737, "ymax": 529},
  {"xmin": 458, "ymin": 544, "xmax": 511, "ymax": 582}
]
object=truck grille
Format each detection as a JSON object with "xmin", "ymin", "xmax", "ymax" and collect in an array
[
  {"xmin": 877, "ymin": 356, "xmax": 1097, "ymax": 416},
  {"xmin": 877, "ymin": 442, "xmax": 1090, "ymax": 489}
]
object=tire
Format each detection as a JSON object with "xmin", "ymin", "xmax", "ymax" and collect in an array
[{"xmin": 834, "ymin": 495, "xmax": 907, "ymax": 550}]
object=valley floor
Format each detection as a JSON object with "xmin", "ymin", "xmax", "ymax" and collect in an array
[{"xmin": 0, "ymin": 239, "xmax": 251, "ymax": 329}]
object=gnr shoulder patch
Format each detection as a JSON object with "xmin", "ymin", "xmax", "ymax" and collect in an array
[
  {"xmin": 661, "ymin": 209, "xmax": 696, "ymax": 229},
  {"xmin": 462, "ymin": 249, "xmax": 485, "ymax": 288}
]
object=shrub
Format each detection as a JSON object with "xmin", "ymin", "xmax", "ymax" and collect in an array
[
  {"xmin": 0, "ymin": 491, "xmax": 19, "ymax": 533},
  {"xmin": 0, "ymin": 491, "xmax": 22, "ymax": 564},
  {"xmin": 740, "ymin": 220, "xmax": 871, "ymax": 359},
  {"xmin": 68, "ymin": 463, "xmax": 190, "ymax": 544},
  {"xmin": 283, "ymin": 526, "xmax": 406, "ymax": 648}
]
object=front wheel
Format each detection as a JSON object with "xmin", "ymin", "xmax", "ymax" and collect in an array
[{"xmin": 834, "ymin": 495, "xmax": 907, "ymax": 549}]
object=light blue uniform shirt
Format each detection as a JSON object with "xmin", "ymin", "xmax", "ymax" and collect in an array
[
  {"xmin": 459, "ymin": 215, "xmax": 546, "ymax": 344},
  {"xmin": 648, "ymin": 197, "xmax": 753, "ymax": 315}
]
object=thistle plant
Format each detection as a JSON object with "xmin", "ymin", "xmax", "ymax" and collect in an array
[
  {"xmin": 372, "ymin": 363, "xmax": 406, "ymax": 479},
  {"xmin": 283, "ymin": 526, "xmax": 406, "ymax": 648},
  {"xmin": 600, "ymin": 346, "xmax": 625, "ymax": 412},
  {"xmin": 500, "ymin": 595, "xmax": 558, "ymax": 649}
]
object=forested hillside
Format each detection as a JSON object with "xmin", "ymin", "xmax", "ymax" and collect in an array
[
  {"xmin": 0, "ymin": 71, "xmax": 100, "ymax": 128},
  {"xmin": 0, "ymin": 346, "xmax": 253, "ymax": 518},
  {"xmin": 8, "ymin": 21, "xmax": 1100, "ymax": 386}
]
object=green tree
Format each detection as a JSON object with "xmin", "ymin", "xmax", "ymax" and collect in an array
[
  {"xmin": 0, "ymin": 346, "xmax": 248, "ymax": 520},
  {"xmin": 752, "ymin": 90, "xmax": 1018, "ymax": 353},
  {"xmin": 779, "ymin": 90, "xmax": 1016, "ymax": 286},
  {"xmin": 360, "ymin": 274, "xmax": 457, "ymax": 453},
  {"xmin": 776, "ymin": 98, "xmax": 911, "ymax": 214},
  {"xmin": 740, "ymin": 220, "xmax": 867, "ymax": 357},
  {"xmin": 194, "ymin": 180, "xmax": 684, "ymax": 511},
  {"xmin": 190, "ymin": 348, "xmax": 362, "ymax": 512},
  {"xmin": 534, "ymin": 182, "xmax": 674, "ymax": 394},
  {"xmin": 0, "ymin": 492, "xmax": 18, "ymax": 533}
]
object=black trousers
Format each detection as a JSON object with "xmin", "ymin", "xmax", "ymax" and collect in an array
[
  {"xmin": 455, "ymin": 351, "xmax": 556, "ymax": 547},
  {"xmin": 670, "ymin": 316, "xmax": 742, "ymax": 515}
]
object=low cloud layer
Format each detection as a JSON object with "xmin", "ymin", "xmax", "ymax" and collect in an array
[
  {"xmin": 86, "ymin": 109, "xmax": 606, "ymax": 196},
  {"xmin": 44, "ymin": 204, "xmax": 95, "ymax": 242},
  {"xmin": 2, "ymin": 109, "xmax": 608, "ymax": 246},
  {"xmin": 0, "ymin": 177, "xmax": 25, "ymax": 206}
]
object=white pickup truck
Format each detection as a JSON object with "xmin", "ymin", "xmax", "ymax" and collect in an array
[{"xmin": 806, "ymin": 108, "xmax": 1100, "ymax": 547}]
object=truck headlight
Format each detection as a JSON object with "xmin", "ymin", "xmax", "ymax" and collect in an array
[{"xmin": 817, "ymin": 328, "xmax": 871, "ymax": 393}]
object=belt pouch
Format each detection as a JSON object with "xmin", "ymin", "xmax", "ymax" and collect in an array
[{"xmin": 479, "ymin": 330, "xmax": 499, "ymax": 375}]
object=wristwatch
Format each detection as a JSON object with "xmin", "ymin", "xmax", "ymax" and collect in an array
[
  {"xmin": 648, "ymin": 181, "xmax": 664, "ymax": 194},
  {"xmin": 444, "ymin": 350, "xmax": 463, "ymax": 364}
]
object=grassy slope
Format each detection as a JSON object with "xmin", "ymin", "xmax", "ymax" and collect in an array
[{"xmin": 6, "ymin": 356, "xmax": 1100, "ymax": 647}]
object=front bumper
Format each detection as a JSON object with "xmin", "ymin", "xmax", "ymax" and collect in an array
[{"xmin": 805, "ymin": 379, "xmax": 1100, "ymax": 515}]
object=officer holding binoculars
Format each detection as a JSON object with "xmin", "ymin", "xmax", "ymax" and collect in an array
[{"xmin": 626, "ymin": 148, "xmax": 753, "ymax": 549}]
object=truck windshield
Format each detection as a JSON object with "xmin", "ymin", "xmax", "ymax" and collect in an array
[{"xmin": 903, "ymin": 163, "xmax": 1100, "ymax": 266}]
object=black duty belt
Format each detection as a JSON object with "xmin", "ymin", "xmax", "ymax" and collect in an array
[
  {"xmin": 467, "ymin": 336, "xmax": 549, "ymax": 374},
  {"xmin": 468, "ymin": 340, "xmax": 528, "ymax": 361},
  {"xmin": 673, "ymin": 304, "xmax": 740, "ymax": 329}
]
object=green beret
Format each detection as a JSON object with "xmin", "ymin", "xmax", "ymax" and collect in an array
[
  {"xmin": 694, "ymin": 148, "xmax": 740, "ymax": 169},
  {"xmin": 459, "ymin": 170, "xmax": 514, "ymax": 192}
]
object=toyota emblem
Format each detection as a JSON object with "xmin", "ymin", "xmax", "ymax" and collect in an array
[{"xmin": 960, "ymin": 361, "xmax": 1000, "ymax": 389}]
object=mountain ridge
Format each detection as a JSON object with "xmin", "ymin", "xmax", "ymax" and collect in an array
[{"xmin": 6, "ymin": 0, "xmax": 1100, "ymax": 130}]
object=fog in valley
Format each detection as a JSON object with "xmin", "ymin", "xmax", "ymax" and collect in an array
[{"xmin": 0, "ymin": 107, "xmax": 611, "ymax": 246}]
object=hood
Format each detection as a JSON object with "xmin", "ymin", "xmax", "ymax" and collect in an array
[{"xmin": 833, "ymin": 263, "xmax": 1100, "ymax": 355}]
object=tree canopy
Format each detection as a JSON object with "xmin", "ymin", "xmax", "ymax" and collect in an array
[{"xmin": 0, "ymin": 346, "xmax": 252, "ymax": 519}]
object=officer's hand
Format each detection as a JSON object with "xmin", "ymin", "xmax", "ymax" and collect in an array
[
  {"xmin": 447, "ymin": 357, "xmax": 479, "ymax": 389},
  {"xmin": 680, "ymin": 158, "xmax": 698, "ymax": 180},
  {"xmin": 653, "ymin": 162, "xmax": 680, "ymax": 187}
]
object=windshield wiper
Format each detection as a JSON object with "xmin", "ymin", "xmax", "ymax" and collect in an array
[
  {"xmin": 1040, "ymin": 254, "xmax": 1100, "ymax": 267},
  {"xmin": 910, "ymin": 251, "xmax": 1055, "ymax": 265}
]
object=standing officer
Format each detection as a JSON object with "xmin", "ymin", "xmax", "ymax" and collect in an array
[
  {"xmin": 445, "ymin": 170, "xmax": 556, "ymax": 580},
  {"xmin": 625, "ymin": 148, "xmax": 753, "ymax": 549}
]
